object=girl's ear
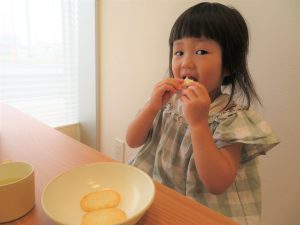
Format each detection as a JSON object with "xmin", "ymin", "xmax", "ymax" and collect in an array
[
  {"xmin": 223, "ymin": 68, "xmax": 230, "ymax": 78},
  {"xmin": 222, "ymin": 68, "xmax": 232, "ymax": 85}
]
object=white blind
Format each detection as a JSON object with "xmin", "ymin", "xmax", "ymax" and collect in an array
[{"xmin": 0, "ymin": 0, "xmax": 79, "ymax": 127}]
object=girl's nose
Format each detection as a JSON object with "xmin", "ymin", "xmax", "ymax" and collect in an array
[{"xmin": 182, "ymin": 56, "xmax": 195, "ymax": 69}]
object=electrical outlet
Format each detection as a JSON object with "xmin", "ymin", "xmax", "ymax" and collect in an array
[{"xmin": 114, "ymin": 138, "xmax": 125, "ymax": 162}]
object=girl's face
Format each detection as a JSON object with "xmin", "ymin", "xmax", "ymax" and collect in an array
[{"xmin": 172, "ymin": 37, "xmax": 224, "ymax": 99}]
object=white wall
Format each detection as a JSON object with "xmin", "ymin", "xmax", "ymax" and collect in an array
[
  {"xmin": 78, "ymin": 0, "xmax": 97, "ymax": 148},
  {"xmin": 98, "ymin": 1, "xmax": 300, "ymax": 224}
]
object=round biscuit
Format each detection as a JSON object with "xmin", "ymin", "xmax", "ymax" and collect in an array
[
  {"xmin": 80, "ymin": 189, "xmax": 121, "ymax": 212},
  {"xmin": 183, "ymin": 77, "xmax": 193, "ymax": 88},
  {"xmin": 81, "ymin": 208, "xmax": 126, "ymax": 225}
]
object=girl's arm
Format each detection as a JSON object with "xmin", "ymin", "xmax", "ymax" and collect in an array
[
  {"xmin": 126, "ymin": 103, "xmax": 159, "ymax": 148},
  {"xmin": 126, "ymin": 78, "xmax": 183, "ymax": 148},
  {"xmin": 182, "ymin": 83, "xmax": 241, "ymax": 194},
  {"xmin": 190, "ymin": 123, "xmax": 241, "ymax": 194}
]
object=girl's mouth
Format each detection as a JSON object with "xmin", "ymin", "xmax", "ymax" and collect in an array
[{"xmin": 183, "ymin": 76, "xmax": 198, "ymax": 82}]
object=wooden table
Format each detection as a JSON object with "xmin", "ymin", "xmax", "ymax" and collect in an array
[{"xmin": 0, "ymin": 103, "xmax": 238, "ymax": 225}]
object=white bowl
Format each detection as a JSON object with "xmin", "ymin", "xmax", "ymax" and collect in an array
[{"xmin": 41, "ymin": 162, "xmax": 155, "ymax": 225}]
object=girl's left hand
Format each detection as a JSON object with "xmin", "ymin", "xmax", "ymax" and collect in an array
[{"xmin": 181, "ymin": 82, "xmax": 211, "ymax": 127}]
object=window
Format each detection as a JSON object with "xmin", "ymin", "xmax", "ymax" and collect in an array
[{"xmin": 0, "ymin": 0, "xmax": 83, "ymax": 127}]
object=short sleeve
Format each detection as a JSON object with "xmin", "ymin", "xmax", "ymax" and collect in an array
[{"xmin": 212, "ymin": 109, "xmax": 280, "ymax": 163}]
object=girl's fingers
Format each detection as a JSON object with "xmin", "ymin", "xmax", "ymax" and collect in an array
[
  {"xmin": 149, "ymin": 78, "xmax": 184, "ymax": 111},
  {"xmin": 182, "ymin": 87, "xmax": 199, "ymax": 100},
  {"xmin": 157, "ymin": 78, "xmax": 183, "ymax": 90},
  {"xmin": 182, "ymin": 83, "xmax": 208, "ymax": 100},
  {"xmin": 181, "ymin": 95, "xmax": 189, "ymax": 104},
  {"xmin": 156, "ymin": 83, "xmax": 177, "ymax": 95}
]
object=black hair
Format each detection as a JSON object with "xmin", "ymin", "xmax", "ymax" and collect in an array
[{"xmin": 168, "ymin": 2, "xmax": 261, "ymax": 108}]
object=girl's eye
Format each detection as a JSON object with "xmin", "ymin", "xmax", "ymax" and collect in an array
[
  {"xmin": 195, "ymin": 50, "xmax": 208, "ymax": 55},
  {"xmin": 174, "ymin": 51, "xmax": 183, "ymax": 56}
]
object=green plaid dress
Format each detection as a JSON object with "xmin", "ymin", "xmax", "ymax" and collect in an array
[{"xmin": 129, "ymin": 94, "xmax": 279, "ymax": 225}]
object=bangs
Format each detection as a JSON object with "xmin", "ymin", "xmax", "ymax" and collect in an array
[{"xmin": 169, "ymin": 5, "xmax": 222, "ymax": 45}]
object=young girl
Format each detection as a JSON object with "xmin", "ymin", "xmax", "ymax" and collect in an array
[{"xmin": 126, "ymin": 2, "xmax": 279, "ymax": 225}]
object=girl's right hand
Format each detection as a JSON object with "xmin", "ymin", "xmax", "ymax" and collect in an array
[{"xmin": 148, "ymin": 78, "xmax": 183, "ymax": 112}]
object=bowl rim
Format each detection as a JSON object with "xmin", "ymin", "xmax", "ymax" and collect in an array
[
  {"xmin": 0, "ymin": 161, "xmax": 34, "ymax": 187},
  {"xmin": 41, "ymin": 162, "xmax": 156, "ymax": 225}
]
